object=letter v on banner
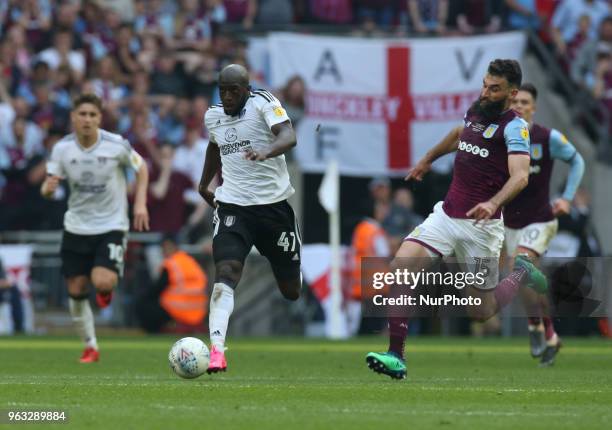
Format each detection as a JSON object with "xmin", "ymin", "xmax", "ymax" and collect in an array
[{"xmin": 387, "ymin": 46, "xmax": 413, "ymax": 170}]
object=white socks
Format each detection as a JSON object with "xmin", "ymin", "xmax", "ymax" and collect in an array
[
  {"xmin": 209, "ymin": 283, "xmax": 234, "ymax": 349},
  {"xmin": 69, "ymin": 298, "xmax": 98, "ymax": 350}
]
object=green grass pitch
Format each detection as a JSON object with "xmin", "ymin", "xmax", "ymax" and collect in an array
[{"xmin": 1, "ymin": 336, "xmax": 611, "ymax": 429}]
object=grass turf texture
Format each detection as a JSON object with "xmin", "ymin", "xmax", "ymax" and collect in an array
[{"xmin": 1, "ymin": 336, "xmax": 611, "ymax": 429}]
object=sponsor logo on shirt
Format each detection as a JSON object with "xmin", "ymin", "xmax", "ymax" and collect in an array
[
  {"xmin": 560, "ymin": 133, "xmax": 569, "ymax": 144},
  {"xmin": 458, "ymin": 141, "xmax": 489, "ymax": 158},
  {"xmin": 274, "ymin": 107, "xmax": 286, "ymax": 117},
  {"xmin": 220, "ymin": 140, "xmax": 252, "ymax": 156},
  {"xmin": 483, "ymin": 124, "xmax": 498, "ymax": 139},
  {"xmin": 520, "ymin": 126, "xmax": 529, "ymax": 140},
  {"xmin": 225, "ymin": 127, "xmax": 238, "ymax": 142},
  {"xmin": 531, "ymin": 143, "xmax": 543, "ymax": 160}
]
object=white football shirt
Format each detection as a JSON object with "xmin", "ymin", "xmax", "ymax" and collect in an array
[
  {"xmin": 46, "ymin": 129, "xmax": 144, "ymax": 235},
  {"xmin": 204, "ymin": 89, "xmax": 295, "ymax": 206}
]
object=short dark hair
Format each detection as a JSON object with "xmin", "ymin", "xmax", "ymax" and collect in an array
[
  {"xmin": 519, "ymin": 83, "xmax": 538, "ymax": 100},
  {"xmin": 72, "ymin": 93, "xmax": 103, "ymax": 112},
  {"xmin": 487, "ymin": 59, "xmax": 522, "ymax": 88}
]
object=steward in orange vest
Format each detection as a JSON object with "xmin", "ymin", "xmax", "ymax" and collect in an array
[
  {"xmin": 350, "ymin": 217, "xmax": 391, "ymax": 301},
  {"xmin": 136, "ymin": 236, "xmax": 208, "ymax": 333}
]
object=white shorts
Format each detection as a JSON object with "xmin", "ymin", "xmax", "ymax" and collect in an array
[
  {"xmin": 504, "ymin": 219, "xmax": 559, "ymax": 256},
  {"xmin": 406, "ymin": 202, "xmax": 505, "ymax": 289}
]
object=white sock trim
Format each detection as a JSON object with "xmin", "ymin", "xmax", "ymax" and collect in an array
[
  {"xmin": 69, "ymin": 298, "xmax": 98, "ymax": 350},
  {"xmin": 209, "ymin": 282, "xmax": 234, "ymax": 349}
]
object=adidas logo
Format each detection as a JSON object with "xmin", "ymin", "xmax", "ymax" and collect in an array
[
  {"xmin": 215, "ymin": 120, "xmax": 221, "ymax": 125},
  {"xmin": 292, "ymin": 253, "xmax": 299, "ymax": 261},
  {"xmin": 211, "ymin": 330, "xmax": 222, "ymax": 336}
]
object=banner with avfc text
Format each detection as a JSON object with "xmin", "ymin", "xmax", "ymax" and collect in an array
[{"xmin": 248, "ymin": 32, "xmax": 526, "ymax": 176}]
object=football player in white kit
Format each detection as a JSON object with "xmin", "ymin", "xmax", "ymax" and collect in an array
[
  {"xmin": 41, "ymin": 94, "xmax": 149, "ymax": 363},
  {"xmin": 198, "ymin": 64, "xmax": 301, "ymax": 373}
]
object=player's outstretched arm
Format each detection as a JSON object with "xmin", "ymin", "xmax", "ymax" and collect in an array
[
  {"xmin": 549, "ymin": 131, "xmax": 586, "ymax": 216},
  {"xmin": 198, "ymin": 141, "xmax": 221, "ymax": 208},
  {"xmin": 133, "ymin": 163, "xmax": 150, "ymax": 231},
  {"xmin": 467, "ymin": 153, "xmax": 530, "ymax": 222},
  {"xmin": 244, "ymin": 120, "xmax": 296, "ymax": 161},
  {"xmin": 405, "ymin": 125, "xmax": 462, "ymax": 181}
]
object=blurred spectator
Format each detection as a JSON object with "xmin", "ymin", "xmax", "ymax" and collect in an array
[
  {"xmin": 551, "ymin": 0, "xmax": 610, "ymax": 57},
  {"xmin": 150, "ymin": 52, "xmax": 185, "ymax": 96},
  {"xmin": 505, "ymin": 0, "xmax": 545, "ymax": 30},
  {"xmin": 53, "ymin": 1, "xmax": 85, "ymax": 38},
  {"xmin": 51, "ymin": 65, "xmax": 75, "ymax": 110},
  {"xmin": 367, "ymin": 176, "xmax": 392, "ymax": 220},
  {"xmin": 281, "ymin": 75, "xmax": 306, "ymax": 127},
  {"xmin": 309, "ymin": 0, "xmax": 353, "ymax": 25},
  {"xmin": 450, "ymin": 0, "xmax": 502, "ymax": 34},
  {"xmin": 135, "ymin": 234, "xmax": 208, "ymax": 333},
  {"xmin": 0, "ymin": 117, "xmax": 45, "ymax": 230},
  {"xmin": 591, "ymin": 42, "xmax": 612, "ymax": 105},
  {"xmin": 113, "ymin": 23, "xmax": 141, "ymax": 76},
  {"xmin": 382, "ymin": 188, "xmax": 424, "ymax": 253},
  {"xmin": 37, "ymin": 29, "xmax": 85, "ymax": 83},
  {"xmin": 136, "ymin": 34, "xmax": 162, "ymax": 73},
  {"xmin": 189, "ymin": 96, "xmax": 210, "ymax": 135},
  {"xmin": 29, "ymin": 81, "xmax": 70, "ymax": 132},
  {"xmin": 5, "ymin": 25, "xmax": 32, "ymax": 76},
  {"xmin": 90, "ymin": 56, "xmax": 127, "ymax": 104},
  {"xmin": 224, "ymin": 0, "xmax": 258, "ymax": 29},
  {"xmin": 572, "ymin": 16, "xmax": 612, "ymax": 89},
  {"xmin": 173, "ymin": 122, "xmax": 214, "ymax": 241},
  {"xmin": 0, "ymin": 258, "xmax": 23, "ymax": 333},
  {"xmin": 148, "ymin": 144, "xmax": 194, "ymax": 233},
  {"xmin": 15, "ymin": 60, "xmax": 50, "ymax": 105},
  {"xmin": 173, "ymin": 122, "xmax": 209, "ymax": 197},
  {"xmin": 0, "ymin": 39, "xmax": 23, "ymax": 96},
  {"xmin": 566, "ymin": 14, "xmax": 593, "ymax": 66},
  {"xmin": 156, "ymin": 96, "xmax": 190, "ymax": 146},
  {"xmin": 4, "ymin": 0, "xmax": 52, "ymax": 52},
  {"xmin": 172, "ymin": 0, "xmax": 224, "ymax": 52},
  {"xmin": 407, "ymin": 0, "xmax": 449, "ymax": 35},
  {"xmin": 133, "ymin": 0, "xmax": 175, "ymax": 41},
  {"xmin": 354, "ymin": 0, "xmax": 394, "ymax": 31},
  {"xmin": 257, "ymin": 0, "xmax": 294, "ymax": 26}
]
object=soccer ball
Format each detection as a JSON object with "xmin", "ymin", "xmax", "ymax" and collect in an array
[{"xmin": 168, "ymin": 337, "xmax": 210, "ymax": 379}]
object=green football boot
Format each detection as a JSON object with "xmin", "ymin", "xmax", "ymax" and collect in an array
[
  {"xmin": 366, "ymin": 351, "xmax": 406, "ymax": 380},
  {"xmin": 514, "ymin": 254, "xmax": 548, "ymax": 294}
]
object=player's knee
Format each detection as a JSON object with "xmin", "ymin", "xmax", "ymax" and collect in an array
[
  {"xmin": 92, "ymin": 274, "xmax": 117, "ymax": 293},
  {"xmin": 66, "ymin": 277, "xmax": 89, "ymax": 298},
  {"xmin": 215, "ymin": 260, "xmax": 243, "ymax": 288}
]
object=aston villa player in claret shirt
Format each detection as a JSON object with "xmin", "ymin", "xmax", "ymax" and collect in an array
[
  {"xmin": 366, "ymin": 59, "xmax": 549, "ymax": 380},
  {"xmin": 504, "ymin": 83, "xmax": 585, "ymax": 367}
]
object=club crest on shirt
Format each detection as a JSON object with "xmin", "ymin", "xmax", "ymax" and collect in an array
[
  {"xmin": 225, "ymin": 128, "xmax": 238, "ymax": 142},
  {"xmin": 483, "ymin": 124, "xmax": 499, "ymax": 139},
  {"xmin": 531, "ymin": 143, "xmax": 543, "ymax": 160},
  {"xmin": 224, "ymin": 215, "xmax": 235, "ymax": 227},
  {"xmin": 274, "ymin": 107, "xmax": 285, "ymax": 117}
]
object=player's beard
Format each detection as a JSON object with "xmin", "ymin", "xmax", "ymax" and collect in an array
[
  {"xmin": 224, "ymin": 93, "xmax": 249, "ymax": 117},
  {"xmin": 471, "ymin": 97, "xmax": 507, "ymax": 121}
]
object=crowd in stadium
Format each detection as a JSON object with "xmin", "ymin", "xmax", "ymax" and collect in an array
[{"xmin": 0, "ymin": 0, "xmax": 610, "ymax": 238}]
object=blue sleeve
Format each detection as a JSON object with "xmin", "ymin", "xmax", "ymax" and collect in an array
[
  {"xmin": 504, "ymin": 117, "xmax": 530, "ymax": 153},
  {"xmin": 549, "ymin": 129, "xmax": 585, "ymax": 201}
]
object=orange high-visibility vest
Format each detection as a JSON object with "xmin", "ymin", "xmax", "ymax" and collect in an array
[
  {"xmin": 160, "ymin": 251, "xmax": 208, "ymax": 325},
  {"xmin": 351, "ymin": 219, "xmax": 390, "ymax": 300}
]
